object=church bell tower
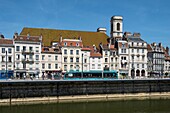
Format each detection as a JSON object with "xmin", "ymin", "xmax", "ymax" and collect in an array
[{"xmin": 110, "ymin": 16, "xmax": 123, "ymax": 45}]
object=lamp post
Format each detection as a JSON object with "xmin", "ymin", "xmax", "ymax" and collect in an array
[
  {"xmin": 6, "ymin": 51, "xmax": 8, "ymax": 80},
  {"xmin": 81, "ymin": 53, "xmax": 83, "ymax": 79}
]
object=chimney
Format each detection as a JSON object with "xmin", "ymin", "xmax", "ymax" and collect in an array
[
  {"xmin": 13, "ymin": 32, "xmax": 18, "ymax": 39},
  {"xmin": 166, "ymin": 46, "xmax": 169, "ymax": 55},
  {"xmin": 78, "ymin": 36, "xmax": 82, "ymax": 41},
  {"xmin": 124, "ymin": 32, "xmax": 132, "ymax": 38},
  {"xmin": 152, "ymin": 42, "xmax": 156, "ymax": 46},
  {"xmin": 39, "ymin": 34, "xmax": 42, "ymax": 41},
  {"xmin": 158, "ymin": 42, "xmax": 162, "ymax": 47},
  {"xmin": 27, "ymin": 33, "xmax": 30, "ymax": 39},
  {"xmin": 60, "ymin": 35, "xmax": 62, "ymax": 42},
  {"xmin": 97, "ymin": 27, "xmax": 107, "ymax": 34},
  {"xmin": 133, "ymin": 33, "xmax": 141, "ymax": 37}
]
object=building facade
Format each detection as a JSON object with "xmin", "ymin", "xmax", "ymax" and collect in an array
[
  {"xmin": 60, "ymin": 38, "xmax": 83, "ymax": 72},
  {"xmin": 13, "ymin": 33, "xmax": 42, "ymax": 78},
  {"xmin": 116, "ymin": 40, "xmax": 129, "ymax": 78},
  {"xmin": 0, "ymin": 37, "xmax": 14, "ymax": 79},
  {"xmin": 147, "ymin": 43, "xmax": 165, "ymax": 77},
  {"xmin": 126, "ymin": 33, "xmax": 148, "ymax": 78},
  {"xmin": 40, "ymin": 47, "xmax": 62, "ymax": 79}
]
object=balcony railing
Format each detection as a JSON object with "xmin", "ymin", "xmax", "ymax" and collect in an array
[
  {"xmin": 22, "ymin": 58, "xmax": 34, "ymax": 63},
  {"xmin": 22, "ymin": 50, "xmax": 34, "ymax": 54}
]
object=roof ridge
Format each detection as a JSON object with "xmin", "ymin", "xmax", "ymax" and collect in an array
[{"xmin": 23, "ymin": 27, "xmax": 105, "ymax": 34}]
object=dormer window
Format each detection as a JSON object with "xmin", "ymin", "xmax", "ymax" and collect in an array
[
  {"xmin": 64, "ymin": 42, "xmax": 67, "ymax": 46},
  {"xmin": 76, "ymin": 43, "xmax": 79, "ymax": 46}
]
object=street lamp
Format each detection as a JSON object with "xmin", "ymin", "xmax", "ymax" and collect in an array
[
  {"xmin": 6, "ymin": 51, "xmax": 8, "ymax": 80},
  {"xmin": 81, "ymin": 53, "xmax": 83, "ymax": 78}
]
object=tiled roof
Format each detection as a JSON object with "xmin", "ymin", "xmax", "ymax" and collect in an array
[
  {"xmin": 20, "ymin": 27, "xmax": 109, "ymax": 47},
  {"xmin": 81, "ymin": 47, "xmax": 91, "ymax": 51},
  {"xmin": 90, "ymin": 52, "xmax": 102, "ymax": 57},
  {"xmin": 60, "ymin": 39, "xmax": 83, "ymax": 47},
  {"xmin": 14, "ymin": 35, "xmax": 41, "ymax": 42},
  {"xmin": 42, "ymin": 47, "xmax": 61, "ymax": 53},
  {"xmin": 0, "ymin": 38, "xmax": 13, "ymax": 45},
  {"xmin": 165, "ymin": 56, "xmax": 170, "ymax": 61}
]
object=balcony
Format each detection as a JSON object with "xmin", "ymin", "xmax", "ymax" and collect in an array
[
  {"xmin": 22, "ymin": 58, "xmax": 34, "ymax": 64},
  {"xmin": 22, "ymin": 50, "xmax": 34, "ymax": 54}
]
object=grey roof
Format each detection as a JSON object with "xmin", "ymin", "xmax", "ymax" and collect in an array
[{"xmin": 128, "ymin": 36, "xmax": 146, "ymax": 42}]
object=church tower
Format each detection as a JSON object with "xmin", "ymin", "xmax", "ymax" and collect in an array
[{"xmin": 110, "ymin": 16, "xmax": 123, "ymax": 45}]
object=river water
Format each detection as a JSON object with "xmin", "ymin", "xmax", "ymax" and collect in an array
[{"xmin": 0, "ymin": 98, "xmax": 170, "ymax": 113}]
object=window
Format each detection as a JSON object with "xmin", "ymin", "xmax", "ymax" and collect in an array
[
  {"xmin": 70, "ymin": 65, "xmax": 73, "ymax": 70},
  {"xmin": 142, "ymin": 64, "xmax": 144, "ymax": 68},
  {"xmin": 55, "ymin": 56, "xmax": 58, "ymax": 60},
  {"xmin": 64, "ymin": 49, "xmax": 67, "ymax": 55},
  {"xmin": 29, "ymin": 47, "xmax": 33, "ymax": 51},
  {"xmin": 64, "ymin": 57, "xmax": 67, "ymax": 62},
  {"xmin": 55, "ymin": 64, "xmax": 58, "ymax": 69},
  {"xmin": 142, "ymin": 49, "xmax": 144, "ymax": 53},
  {"xmin": 70, "ymin": 50, "xmax": 73, "ymax": 55},
  {"xmin": 48, "ymin": 64, "xmax": 51, "ymax": 69},
  {"xmin": 142, "ymin": 56, "xmax": 145, "ymax": 61},
  {"xmin": 132, "ymin": 49, "xmax": 134, "ymax": 53},
  {"xmin": 132, "ymin": 42, "xmax": 134, "ymax": 46},
  {"xmin": 117, "ymin": 23, "xmax": 120, "ymax": 31},
  {"xmin": 2, "ymin": 48, "xmax": 5, "ymax": 53},
  {"xmin": 105, "ymin": 58, "xmax": 108, "ymax": 62},
  {"xmin": 137, "ymin": 64, "xmax": 139, "ymax": 68},
  {"xmin": 76, "ymin": 57, "xmax": 79, "ymax": 62},
  {"xmin": 137, "ymin": 49, "xmax": 139, "ymax": 53},
  {"xmin": 98, "ymin": 64, "xmax": 101, "ymax": 69},
  {"xmin": 122, "ymin": 43, "xmax": 125, "ymax": 48},
  {"xmin": 29, "ymin": 54, "xmax": 33, "ymax": 59},
  {"xmin": 132, "ymin": 56, "xmax": 134, "ymax": 60},
  {"xmin": 8, "ymin": 56, "xmax": 12, "ymax": 62},
  {"xmin": 70, "ymin": 57, "xmax": 73, "ymax": 62},
  {"xmin": 16, "ymin": 54, "xmax": 20, "ymax": 60},
  {"xmin": 42, "ymin": 55, "xmax": 45, "ymax": 60},
  {"xmin": 23, "ymin": 46, "xmax": 26, "ymax": 51},
  {"xmin": 84, "ymin": 59, "xmax": 87, "ymax": 63},
  {"xmin": 36, "ymin": 55, "xmax": 39, "ymax": 60},
  {"xmin": 42, "ymin": 63, "xmax": 45, "ymax": 69},
  {"xmin": 76, "ymin": 43, "xmax": 79, "ymax": 46},
  {"xmin": 64, "ymin": 65, "xmax": 67, "ymax": 71},
  {"xmin": 105, "ymin": 51, "xmax": 108, "ymax": 55},
  {"xmin": 16, "ymin": 63, "xmax": 19, "ymax": 69},
  {"xmin": 48, "ymin": 55, "xmax": 51, "ymax": 60},
  {"xmin": 16, "ymin": 46, "xmax": 20, "ymax": 51},
  {"xmin": 64, "ymin": 42, "xmax": 67, "ymax": 46},
  {"xmin": 111, "ymin": 58, "xmax": 113, "ymax": 62},
  {"xmin": 92, "ymin": 64, "xmax": 95, "ymax": 69},
  {"xmin": 36, "ymin": 47, "xmax": 39, "ymax": 52},
  {"xmin": 8, "ymin": 48, "xmax": 12, "ymax": 53},
  {"xmin": 124, "ymin": 49, "xmax": 126, "ymax": 53},
  {"xmin": 76, "ymin": 50, "xmax": 79, "ymax": 55},
  {"xmin": 121, "ymin": 49, "xmax": 123, "ymax": 53},
  {"xmin": 137, "ymin": 43, "xmax": 139, "ymax": 46},
  {"xmin": 2, "ymin": 56, "xmax": 5, "ymax": 62}
]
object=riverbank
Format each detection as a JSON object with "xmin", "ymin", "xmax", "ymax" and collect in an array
[{"xmin": 1, "ymin": 92, "xmax": 170, "ymax": 106}]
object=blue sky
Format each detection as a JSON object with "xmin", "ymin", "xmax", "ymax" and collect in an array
[{"xmin": 0, "ymin": 0, "xmax": 170, "ymax": 47}]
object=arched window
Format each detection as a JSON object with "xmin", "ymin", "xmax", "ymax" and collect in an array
[{"xmin": 117, "ymin": 23, "xmax": 120, "ymax": 31}]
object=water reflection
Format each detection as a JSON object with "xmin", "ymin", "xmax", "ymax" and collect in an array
[{"xmin": 0, "ymin": 98, "xmax": 170, "ymax": 113}]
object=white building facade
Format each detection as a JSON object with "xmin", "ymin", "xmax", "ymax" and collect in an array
[
  {"xmin": 126, "ymin": 33, "xmax": 148, "ymax": 78},
  {"xmin": 13, "ymin": 33, "xmax": 42, "ymax": 78},
  {"xmin": 0, "ymin": 38, "xmax": 14, "ymax": 79}
]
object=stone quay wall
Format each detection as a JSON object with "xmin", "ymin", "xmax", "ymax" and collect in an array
[{"xmin": 0, "ymin": 79, "xmax": 170, "ymax": 99}]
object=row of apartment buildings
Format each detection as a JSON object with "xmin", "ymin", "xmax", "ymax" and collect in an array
[{"xmin": 0, "ymin": 16, "xmax": 169, "ymax": 79}]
